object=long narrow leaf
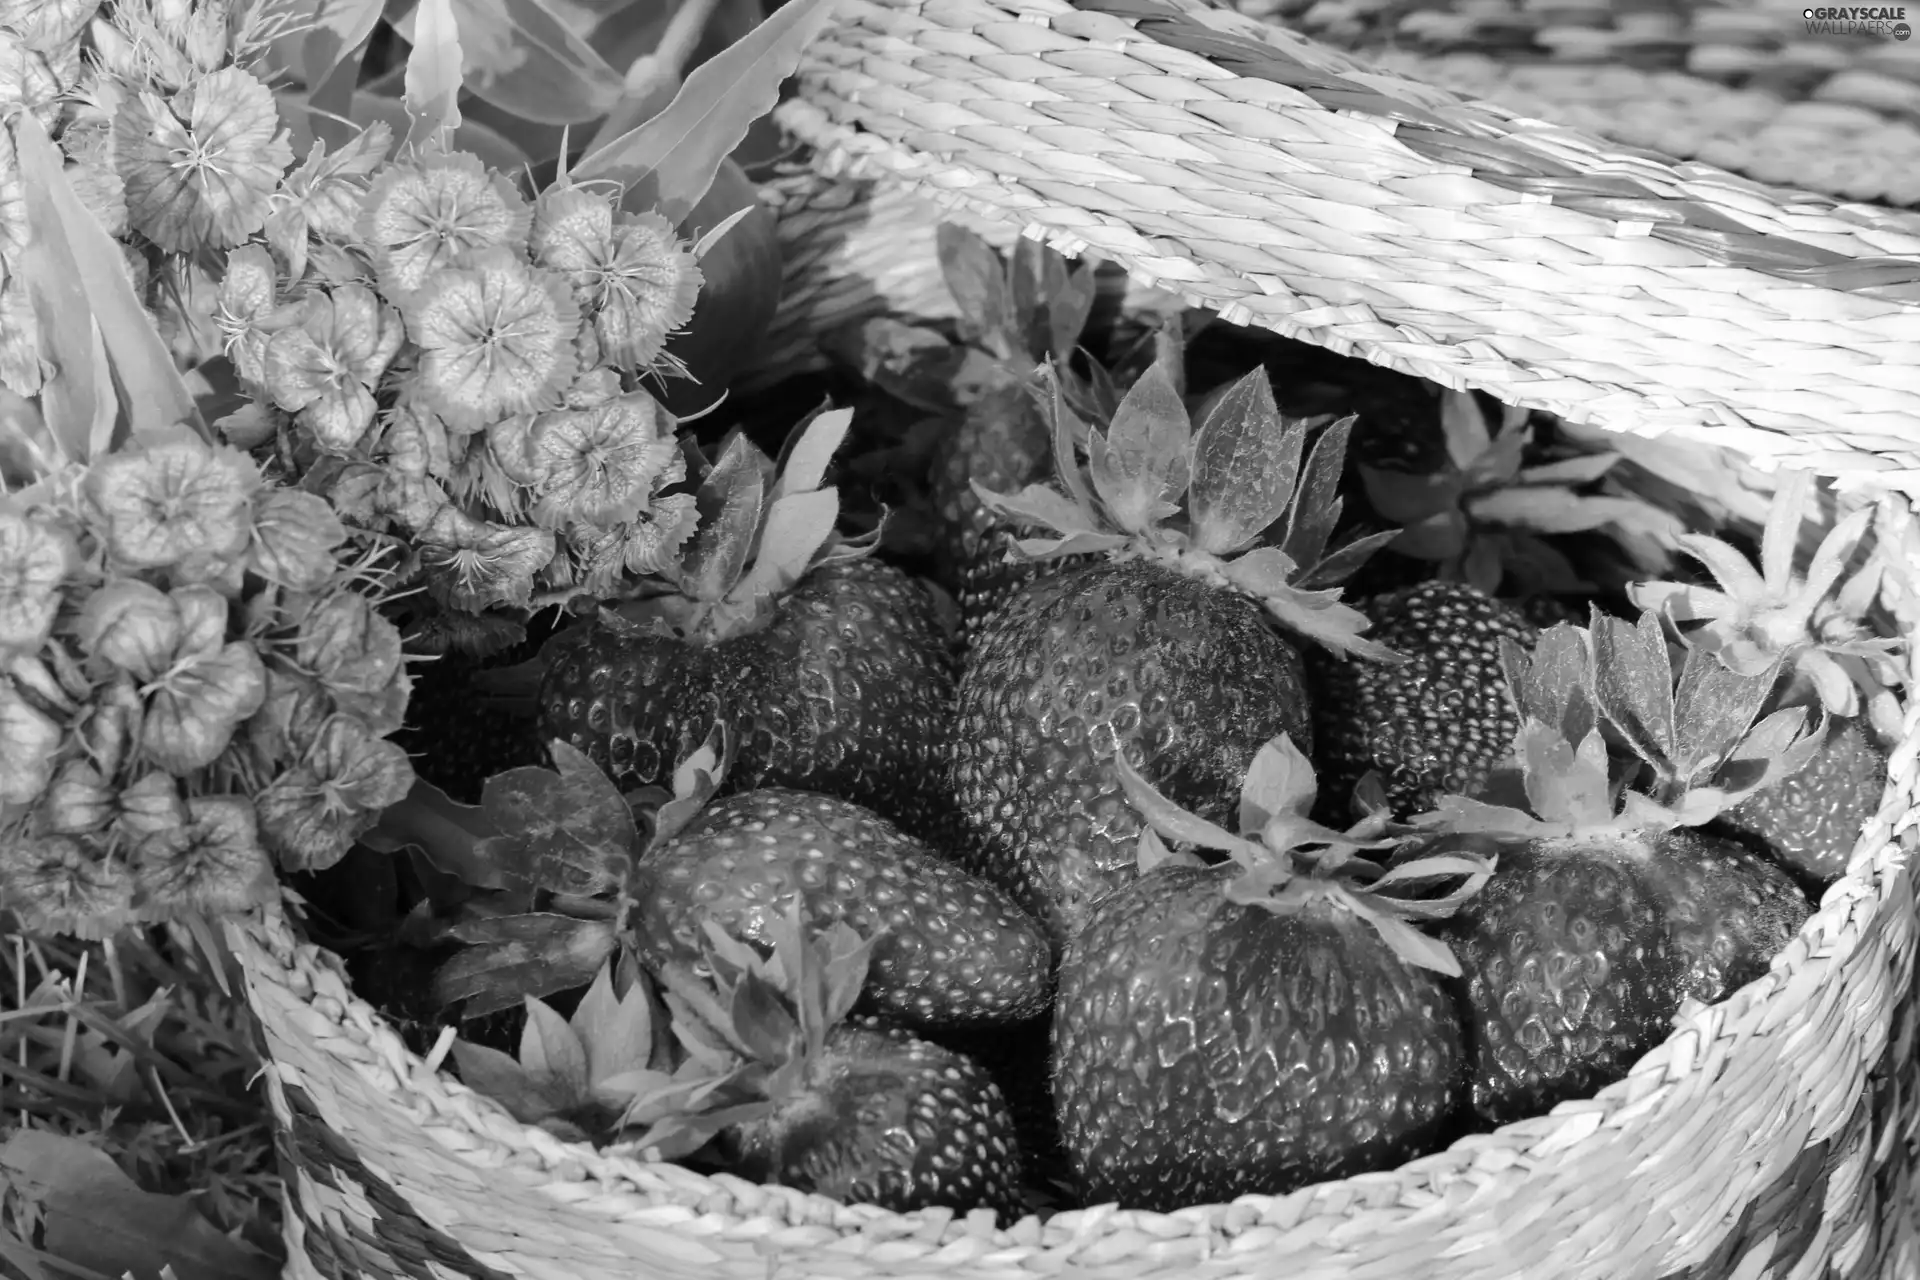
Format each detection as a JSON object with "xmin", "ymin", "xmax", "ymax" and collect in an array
[
  {"xmin": 574, "ymin": 0, "xmax": 840, "ymax": 223},
  {"xmin": 394, "ymin": 0, "xmax": 625, "ymax": 126},
  {"xmin": 14, "ymin": 115, "xmax": 204, "ymax": 447},
  {"xmin": 405, "ymin": 0, "xmax": 466, "ymax": 148}
]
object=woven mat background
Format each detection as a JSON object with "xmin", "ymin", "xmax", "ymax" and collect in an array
[{"xmin": 1228, "ymin": 0, "xmax": 1920, "ymax": 205}]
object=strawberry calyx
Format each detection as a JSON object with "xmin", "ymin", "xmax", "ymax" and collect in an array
[
  {"xmin": 1415, "ymin": 611, "xmax": 1828, "ymax": 845},
  {"xmin": 1114, "ymin": 734, "xmax": 1492, "ymax": 977},
  {"xmin": 358, "ymin": 726, "xmax": 734, "ymax": 1017},
  {"xmin": 970, "ymin": 341, "xmax": 1401, "ymax": 662},
  {"xmin": 1627, "ymin": 469, "xmax": 1903, "ymax": 737},
  {"xmin": 605, "ymin": 408, "xmax": 876, "ymax": 646},
  {"xmin": 1358, "ymin": 390, "xmax": 1684, "ymax": 597},
  {"xmin": 605, "ymin": 903, "xmax": 881, "ymax": 1164}
]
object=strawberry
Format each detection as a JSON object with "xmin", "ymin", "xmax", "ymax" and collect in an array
[
  {"xmin": 630, "ymin": 787, "xmax": 1052, "ymax": 1034},
  {"xmin": 1306, "ymin": 580, "xmax": 1539, "ymax": 821},
  {"xmin": 1052, "ymin": 735, "xmax": 1490, "ymax": 1211},
  {"xmin": 1416, "ymin": 613, "xmax": 1819, "ymax": 1127},
  {"xmin": 950, "ymin": 354, "xmax": 1397, "ymax": 953},
  {"xmin": 639, "ymin": 913, "xmax": 1025, "ymax": 1220},
  {"xmin": 1630, "ymin": 470, "xmax": 1904, "ymax": 887},
  {"xmin": 923, "ymin": 227, "xmax": 1100, "ymax": 642},
  {"xmin": 535, "ymin": 409, "xmax": 958, "ymax": 841}
]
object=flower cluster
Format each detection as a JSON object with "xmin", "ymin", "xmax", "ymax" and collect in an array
[
  {"xmin": 1, "ymin": 0, "xmax": 302, "ymax": 394},
  {"xmin": 213, "ymin": 139, "xmax": 707, "ymax": 635},
  {"xmin": 0, "ymin": 431, "xmax": 415, "ymax": 936}
]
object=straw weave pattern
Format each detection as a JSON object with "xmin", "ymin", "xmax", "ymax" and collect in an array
[
  {"xmin": 1221, "ymin": 0, "xmax": 1920, "ymax": 207},
  {"xmin": 236, "ymin": 1, "xmax": 1920, "ymax": 1274},
  {"xmin": 770, "ymin": 0, "xmax": 1920, "ymax": 501},
  {"xmin": 238, "ymin": 489, "xmax": 1920, "ymax": 1280}
]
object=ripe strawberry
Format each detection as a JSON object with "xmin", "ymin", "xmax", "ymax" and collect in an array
[
  {"xmin": 640, "ymin": 914, "xmax": 1025, "ymax": 1220},
  {"xmin": 1052, "ymin": 735, "xmax": 1489, "ymax": 1211},
  {"xmin": 536, "ymin": 410, "xmax": 957, "ymax": 841},
  {"xmin": 1306, "ymin": 580, "xmax": 1538, "ymax": 821},
  {"xmin": 630, "ymin": 788, "xmax": 1052, "ymax": 1034},
  {"xmin": 950, "ymin": 355, "xmax": 1397, "ymax": 953},
  {"xmin": 1418, "ymin": 614, "xmax": 1818, "ymax": 1127},
  {"xmin": 1630, "ymin": 470, "xmax": 1903, "ymax": 888},
  {"xmin": 924, "ymin": 228, "xmax": 1100, "ymax": 642}
]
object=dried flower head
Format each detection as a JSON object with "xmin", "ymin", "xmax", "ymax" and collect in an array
[
  {"xmin": 115, "ymin": 66, "xmax": 292, "ymax": 253},
  {"xmin": 527, "ymin": 391, "xmax": 682, "ymax": 530},
  {"xmin": 86, "ymin": 437, "xmax": 262, "ymax": 570},
  {"xmin": 263, "ymin": 284, "xmax": 405, "ymax": 452},
  {"xmin": 133, "ymin": 793, "xmax": 275, "ymax": 917},
  {"xmin": 214, "ymin": 243, "xmax": 286, "ymax": 386},
  {"xmin": 254, "ymin": 714, "xmax": 414, "ymax": 871},
  {"xmin": 403, "ymin": 249, "xmax": 580, "ymax": 432},
  {"xmin": 530, "ymin": 190, "xmax": 701, "ymax": 372},
  {"xmin": 293, "ymin": 589, "xmax": 404, "ymax": 703},
  {"xmin": 417, "ymin": 506, "xmax": 555, "ymax": 611},
  {"xmin": 0, "ymin": 677, "xmax": 63, "ymax": 804},
  {"xmin": 0, "ymin": 512, "xmax": 79, "ymax": 654},
  {"xmin": 627, "ymin": 492, "xmax": 698, "ymax": 576},
  {"xmin": 265, "ymin": 122, "xmax": 392, "ymax": 281},
  {"xmin": 248, "ymin": 488, "xmax": 346, "ymax": 591},
  {"xmin": 41, "ymin": 757, "xmax": 115, "ymax": 835},
  {"xmin": 0, "ymin": 835, "xmax": 134, "ymax": 938},
  {"xmin": 360, "ymin": 150, "xmax": 530, "ymax": 299}
]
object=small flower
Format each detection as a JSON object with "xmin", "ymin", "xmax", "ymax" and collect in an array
[
  {"xmin": 565, "ymin": 366, "xmax": 623, "ymax": 410},
  {"xmin": 527, "ymin": 392, "xmax": 682, "ymax": 530},
  {"xmin": 79, "ymin": 674, "xmax": 143, "ymax": 778},
  {"xmin": 263, "ymin": 285, "xmax": 405, "ymax": 452},
  {"xmin": 418, "ymin": 507, "xmax": 555, "ymax": 612},
  {"xmin": 117, "ymin": 769, "xmax": 187, "ymax": 838},
  {"xmin": 86, "ymin": 437, "xmax": 261, "ymax": 570},
  {"xmin": 213, "ymin": 244, "xmax": 286, "ymax": 387},
  {"xmin": 0, "ymin": 678, "xmax": 63, "ymax": 804},
  {"xmin": 248, "ymin": 488, "xmax": 346, "ymax": 591},
  {"xmin": 255, "ymin": 714, "xmax": 414, "ymax": 871},
  {"xmin": 0, "ymin": 512, "xmax": 78, "ymax": 654},
  {"xmin": 265, "ymin": 122, "xmax": 392, "ymax": 281},
  {"xmin": 404, "ymin": 250, "xmax": 580, "ymax": 432},
  {"xmin": 133, "ymin": 793, "xmax": 275, "ymax": 918},
  {"xmin": 380, "ymin": 402, "xmax": 451, "ymax": 479},
  {"xmin": 531, "ymin": 191, "xmax": 702, "ymax": 372},
  {"xmin": 484, "ymin": 415, "xmax": 544, "ymax": 486},
  {"xmin": 41, "ymin": 758, "xmax": 115, "ymax": 834},
  {"xmin": 292, "ymin": 589, "xmax": 405, "ymax": 703},
  {"xmin": 0, "ymin": 835, "xmax": 134, "ymax": 939},
  {"xmin": 115, "ymin": 66, "xmax": 293, "ymax": 253},
  {"xmin": 244, "ymin": 667, "xmax": 330, "ymax": 768},
  {"xmin": 360, "ymin": 150, "xmax": 531, "ymax": 299},
  {"xmin": 77, "ymin": 582, "xmax": 266, "ymax": 773}
]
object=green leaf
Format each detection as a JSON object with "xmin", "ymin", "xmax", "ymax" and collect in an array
[
  {"xmin": 970, "ymin": 480, "xmax": 1107, "ymax": 539},
  {"xmin": 1043, "ymin": 365, "xmax": 1100, "ymax": 515},
  {"xmin": 448, "ymin": 1039, "xmax": 560, "ymax": 1123},
  {"xmin": 1238, "ymin": 733, "xmax": 1317, "ymax": 835},
  {"xmin": 1588, "ymin": 607, "xmax": 1677, "ymax": 769},
  {"xmin": 1297, "ymin": 526, "xmax": 1398, "ymax": 592},
  {"xmin": 1185, "ymin": 371, "xmax": 1300, "ymax": 556},
  {"xmin": 404, "ymin": 0, "xmax": 466, "ymax": 148},
  {"xmin": 471, "ymin": 742, "xmax": 642, "ymax": 897},
  {"xmin": 520, "ymin": 994, "xmax": 591, "ymax": 1090},
  {"xmin": 769, "ymin": 407, "xmax": 853, "ymax": 503},
  {"xmin": 1500, "ymin": 626, "xmax": 1595, "ymax": 747},
  {"xmin": 1410, "ymin": 795, "xmax": 1563, "ymax": 840},
  {"xmin": 1437, "ymin": 389, "xmax": 1492, "ymax": 472},
  {"xmin": 1761, "ymin": 470, "xmax": 1815, "ymax": 593},
  {"xmin": 390, "ymin": 0, "xmax": 623, "ymax": 126},
  {"xmin": 1712, "ymin": 706, "xmax": 1821, "ymax": 799},
  {"xmin": 1358, "ymin": 464, "xmax": 1461, "ymax": 529},
  {"xmin": 649, "ymin": 721, "xmax": 730, "ymax": 847},
  {"xmin": 1518, "ymin": 721, "xmax": 1613, "ymax": 829},
  {"xmin": 937, "ymin": 224, "xmax": 1014, "ymax": 352},
  {"xmin": 321, "ymin": 91, "xmax": 533, "ymax": 173},
  {"xmin": 1468, "ymin": 490, "xmax": 1681, "ymax": 538},
  {"xmin": 1360, "ymin": 910, "xmax": 1463, "ymax": 978},
  {"xmin": 574, "ymin": 0, "xmax": 839, "ymax": 224},
  {"xmin": 1113, "ymin": 748, "xmax": 1248, "ymax": 855},
  {"xmin": 730, "ymin": 488, "xmax": 838, "ymax": 604},
  {"xmin": 301, "ymin": 0, "xmax": 386, "ymax": 95},
  {"xmin": 726, "ymin": 969, "xmax": 799, "ymax": 1062},
  {"xmin": 14, "ymin": 115, "xmax": 204, "ymax": 448},
  {"xmin": 1088, "ymin": 362, "xmax": 1190, "ymax": 534},
  {"xmin": 1515, "ymin": 452, "xmax": 1621, "ymax": 487},
  {"xmin": 436, "ymin": 915, "xmax": 621, "ymax": 1016},
  {"xmin": 677, "ymin": 432, "xmax": 768, "ymax": 602},
  {"xmin": 0, "ymin": 1131, "xmax": 278, "ymax": 1280},
  {"xmin": 1668, "ymin": 644, "xmax": 1778, "ymax": 788},
  {"xmin": 360, "ymin": 779, "xmax": 518, "ymax": 892},
  {"xmin": 1278, "ymin": 415, "xmax": 1359, "ymax": 574}
]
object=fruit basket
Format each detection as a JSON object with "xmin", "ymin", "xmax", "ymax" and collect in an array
[{"xmin": 219, "ymin": 1, "xmax": 1920, "ymax": 1278}]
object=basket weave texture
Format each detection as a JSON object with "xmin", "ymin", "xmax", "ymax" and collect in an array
[{"xmin": 238, "ymin": 0, "xmax": 1920, "ymax": 1276}]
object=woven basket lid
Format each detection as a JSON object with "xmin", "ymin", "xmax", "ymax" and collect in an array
[{"xmin": 772, "ymin": 0, "xmax": 1920, "ymax": 502}]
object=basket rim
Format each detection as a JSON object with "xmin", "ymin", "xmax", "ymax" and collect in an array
[{"xmin": 231, "ymin": 486, "xmax": 1920, "ymax": 1272}]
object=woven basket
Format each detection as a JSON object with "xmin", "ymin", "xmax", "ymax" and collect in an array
[{"xmin": 233, "ymin": 1, "xmax": 1920, "ymax": 1276}]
